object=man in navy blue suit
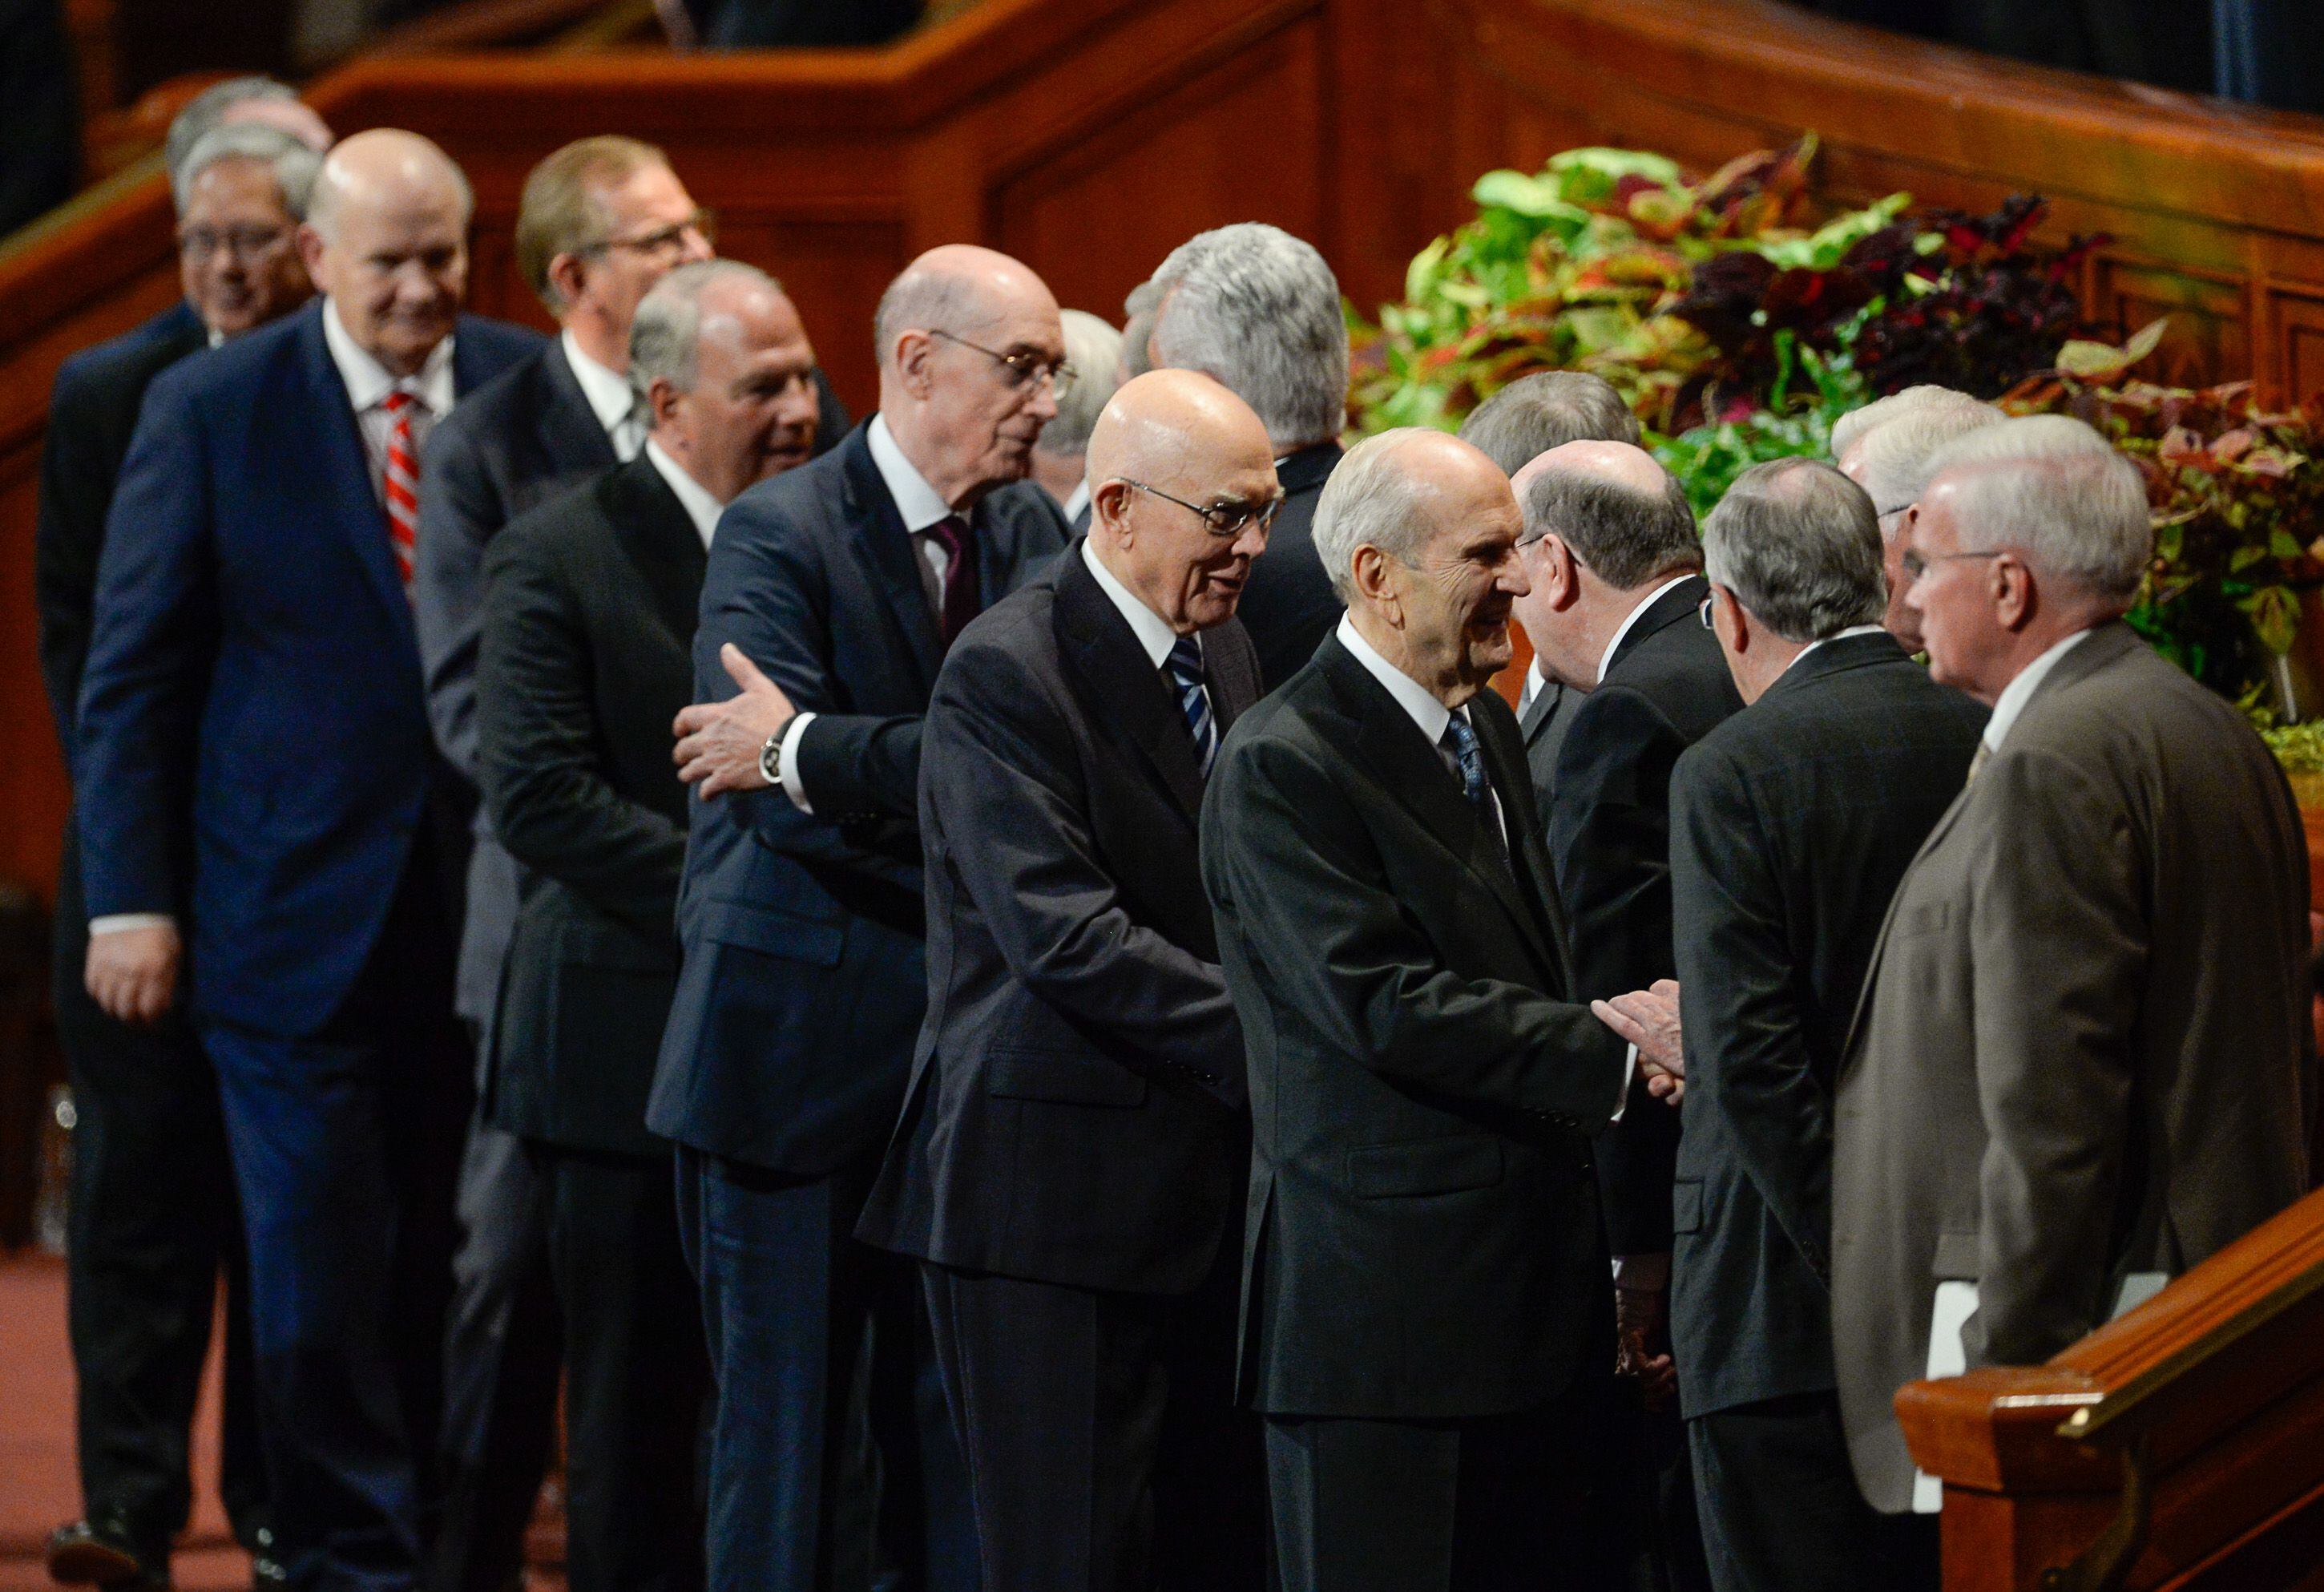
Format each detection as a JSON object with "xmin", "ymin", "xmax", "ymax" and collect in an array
[
  {"xmin": 656, "ymin": 243, "xmax": 1072, "ymax": 1592},
  {"xmin": 74, "ymin": 129, "xmax": 540, "ymax": 1592}
]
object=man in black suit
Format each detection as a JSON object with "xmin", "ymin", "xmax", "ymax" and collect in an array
[
  {"xmin": 1638, "ymin": 459, "xmax": 1983, "ymax": 1592},
  {"xmin": 857, "ymin": 369, "xmax": 1277, "ymax": 1590},
  {"xmin": 1524, "ymin": 440, "xmax": 1741, "ymax": 1592},
  {"xmin": 1459, "ymin": 371, "xmax": 1640, "ymax": 809},
  {"xmin": 1200, "ymin": 426, "xmax": 1677, "ymax": 1592},
  {"xmin": 34, "ymin": 121, "xmax": 321, "ymax": 1592},
  {"xmin": 476, "ymin": 261, "xmax": 823, "ymax": 1592},
  {"xmin": 1146, "ymin": 223, "xmax": 1347, "ymax": 690},
  {"xmin": 656, "ymin": 244, "xmax": 1071, "ymax": 1592}
]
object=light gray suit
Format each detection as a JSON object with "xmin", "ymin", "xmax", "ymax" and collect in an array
[{"xmin": 1831, "ymin": 620, "xmax": 2312, "ymax": 1513}]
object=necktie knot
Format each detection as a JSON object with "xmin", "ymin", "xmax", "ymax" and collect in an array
[
  {"xmin": 1166, "ymin": 633, "xmax": 1205, "ymax": 691},
  {"xmin": 1165, "ymin": 633, "xmax": 1217, "ymax": 778}
]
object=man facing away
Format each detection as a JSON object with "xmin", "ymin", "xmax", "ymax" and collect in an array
[
  {"xmin": 1830, "ymin": 385, "xmax": 2003, "ymax": 653},
  {"xmin": 1832, "ymin": 417, "xmax": 2311, "ymax": 1564},
  {"xmin": 74, "ymin": 130, "xmax": 540, "ymax": 1592},
  {"xmin": 857, "ymin": 369, "xmax": 1278, "ymax": 1591},
  {"xmin": 1200, "ymin": 426, "xmax": 1677, "ymax": 1592}
]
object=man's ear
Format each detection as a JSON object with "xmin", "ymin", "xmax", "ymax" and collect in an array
[
  {"xmin": 1543, "ymin": 535, "xmax": 1582, "ymax": 609},
  {"xmin": 891, "ymin": 329, "xmax": 935, "ymax": 401},
  {"xmin": 546, "ymin": 252, "xmax": 591, "ymax": 313},
  {"xmin": 1091, "ymin": 479, "xmax": 1134, "ymax": 540},
  {"xmin": 1992, "ymin": 555, "xmax": 2036, "ymax": 631},
  {"xmin": 647, "ymin": 376, "xmax": 683, "ymax": 434},
  {"xmin": 295, "ymin": 223, "xmax": 327, "ymax": 282},
  {"xmin": 1352, "ymin": 543, "xmax": 1402, "ymax": 623}
]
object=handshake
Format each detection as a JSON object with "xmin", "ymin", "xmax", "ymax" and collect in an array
[{"xmin": 1592, "ymin": 979, "xmax": 1684, "ymax": 1105}]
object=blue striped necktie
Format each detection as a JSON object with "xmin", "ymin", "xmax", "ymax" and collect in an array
[{"xmin": 1166, "ymin": 633, "xmax": 1217, "ymax": 777}]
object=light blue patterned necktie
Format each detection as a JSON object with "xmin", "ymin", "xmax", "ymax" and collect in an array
[{"xmin": 1166, "ymin": 633, "xmax": 1217, "ymax": 777}]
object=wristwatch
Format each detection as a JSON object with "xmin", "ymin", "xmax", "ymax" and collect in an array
[{"xmin": 758, "ymin": 730, "xmax": 785, "ymax": 790}]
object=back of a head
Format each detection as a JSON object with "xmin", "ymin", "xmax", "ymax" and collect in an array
[
  {"xmin": 1523, "ymin": 460, "xmax": 1700, "ymax": 590},
  {"xmin": 1148, "ymin": 222, "xmax": 1348, "ymax": 452},
  {"xmin": 1120, "ymin": 279, "xmax": 1162, "ymax": 381},
  {"xmin": 1459, "ymin": 372, "xmax": 1639, "ymax": 474},
  {"xmin": 1830, "ymin": 384, "xmax": 1987, "ymax": 461},
  {"xmin": 171, "ymin": 123, "xmax": 322, "ymax": 221},
  {"xmin": 631, "ymin": 258, "xmax": 783, "ymax": 394},
  {"xmin": 514, "ymin": 135, "xmax": 672, "ymax": 313},
  {"xmin": 1310, "ymin": 428, "xmax": 1449, "ymax": 603},
  {"xmin": 1927, "ymin": 415, "xmax": 2151, "ymax": 602},
  {"xmin": 1703, "ymin": 458, "xmax": 1886, "ymax": 642},
  {"xmin": 1039, "ymin": 309, "xmax": 1124, "ymax": 458},
  {"xmin": 165, "ymin": 76, "xmax": 301, "ymax": 180},
  {"xmin": 1850, "ymin": 395, "xmax": 2007, "ymax": 514}
]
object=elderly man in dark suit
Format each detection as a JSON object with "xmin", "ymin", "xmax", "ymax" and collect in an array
[
  {"xmin": 656, "ymin": 243, "xmax": 1070, "ymax": 1592},
  {"xmin": 476, "ymin": 260, "xmax": 821, "ymax": 1592},
  {"xmin": 1647, "ymin": 459, "xmax": 1985, "ymax": 1592},
  {"xmin": 1145, "ymin": 222, "xmax": 1347, "ymax": 690},
  {"xmin": 34, "ymin": 119, "xmax": 321, "ymax": 1592},
  {"xmin": 75, "ymin": 131, "xmax": 539, "ymax": 1592},
  {"xmin": 1832, "ymin": 418, "xmax": 2311, "ymax": 1550},
  {"xmin": 1201, "ymin": 426, "xmax": 1676, "ymax": 1592},
  {"xmin": 857, "ymin": 369, "xmax": 1277, "ymax": 1591}
]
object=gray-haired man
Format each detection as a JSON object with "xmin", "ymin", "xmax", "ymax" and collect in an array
[
  {"xmin": 1029, "ymin": 307, "xmax": 1124, "ymax": 529},
  {"xmin": 1831, "ymin": 386, "xmax": 2003, "ymax": 651},
  {"xmin": 1147, "ymin": 221, "xmax": 1350, "ymax": 688}
]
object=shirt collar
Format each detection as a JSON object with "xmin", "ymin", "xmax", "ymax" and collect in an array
[
  {"xmin": 644, "ymin": 439, "xmax": 726, "ymax": 549},
  {"xmin": 1983, "ymin": 626, "xmax": 2096, "ymax": 753},
  {"xmin": 1337, "ymin": 613, "xmax": 1455, "ymax": 745},
  {"xmin": 1597, "ymin": 573, "xmax": 1697, "ymax": 685},
  {"xmin": 1525, "ymin": 657, "xmax": 1547, "ymax": 704},
  {"xmin": 206, "ymin": 325, "xmax": 225, "ymax": 350},
  {"xmin": 561, "ymin": 328, "xmax": 636, "ymax": 438},
  {"xmin": 866, "ymin": 413, "xmax": 956, "ymax": 534},
  {"xmin": 1079, "ymin": 540, "xmax": 1181, "ymax": 668},
  {"xmin": 322, "ymin": 296, "xmax": 454, "ymax": 416},
  {"xmin": 1781, "ymin": 623, "xmax": 1886, "ymax": 680},
  {"xmin": 1063, "ymin": 478, "xmax": 1091, "ymax": 526}
]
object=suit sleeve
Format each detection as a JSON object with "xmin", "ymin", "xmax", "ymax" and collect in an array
[
  {"xmin": 925, "ymin": 636, "xmax": 1243, "ymax": 1113},
  {"xmin": 34, "ymin": 362, "xmax": 115, "ymax": 748},
  {"xmin": 478, "ymin": 529, "xmax": 686, "ymax": 937},
  {"xmin": 73, "ymin": 376, "xmax": 213, "ymax": 919},
  {"xmin": 412, "ymin": 417, "xmax": 502, "ymax": 783},
  {"xmin": 1205, "ymin": 729, "xmax": 1628, "ymax": 1122},
  {"xmin": 1550, "ymin": 682, "xmax": 1688, "ymax": 1255},
  {"xmin": 1964, "ymin": 749, "xmax": 2146, "ymax": 1368},
  {"xmin": 1671, "ymin": 742, "xmax": 1834, "ymax": 1279}
]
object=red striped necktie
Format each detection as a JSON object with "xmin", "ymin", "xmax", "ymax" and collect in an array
[{"xmin": 382, "ymin": 390, "xmax": 422, "ymax": 586}]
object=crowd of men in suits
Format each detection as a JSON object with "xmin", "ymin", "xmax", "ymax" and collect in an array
[{"xmin": 32, "ymin": 81, "xmax": 2316, "ymax": 1592}]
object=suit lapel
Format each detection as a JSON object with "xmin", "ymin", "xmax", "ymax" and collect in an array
[
  {"xmin": 1471, "ymin": 697, "xmax": 1563, "ymax": 976},
  {"xmin": 1604, "ymin": 574, "xmax": 1709, "ymax": 681},
  {"xmin": 607, "ymin": 458, "xmax": 708, "ymax": 644},
  {"xmin": 837, "ymin": 424, "xmax": 943, "ymax": 691},
  {"xmin": 1054, "ymin": 544, "xmax": 1204, "ymax": 823},
  {"xmin": 1520, "ymin": 675, "xmax": 1561, "ymax": 741},
  {"xmin": 538, "ymin": 340, "xmax": 623, "ymax": 475},
  {"xmin": 295, "ymin": 303, "xmax": 414, "ymax": 635}
]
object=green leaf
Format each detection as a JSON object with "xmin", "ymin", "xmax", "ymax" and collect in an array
[{"xmin": 1472, "ymin": 170, "xmax": 1589, "ymax": 227}]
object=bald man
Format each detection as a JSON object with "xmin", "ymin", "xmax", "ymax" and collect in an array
[
  {"xmin": 650, "ymin": 243, "xmax": 1070, "ymax": 1592},
  {"xmin": 75, "ymin": 128, "xmax": 539, "ymax": 1592},
  {"xmin": 855, "ymin": 370, "xmax": 1277, "ymax": 1591}
]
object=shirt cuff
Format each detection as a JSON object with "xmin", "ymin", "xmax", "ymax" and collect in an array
[
  {"xmin": 1611, "ymin": 1041, "xmax": 1636, "ymax": 1125},
  {"xmin": 1612, "ymin": 1252, "xmax": 1671, "ymax": 1290},
  {"xmin": 776, "ymin": 710, "xmax": 817, "ymax": 814},
  {"xmin": 90, "ymin": 912, "xmax": 174, "ymax": 936}
]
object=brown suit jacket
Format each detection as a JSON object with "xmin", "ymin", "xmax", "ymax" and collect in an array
[{"xmin": 1830, "ymin": 620, "xmax": 2312, "ymax": 1513}]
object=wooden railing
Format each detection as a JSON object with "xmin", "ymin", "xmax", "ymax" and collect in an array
[{"xmin": 8, "ymin": 0, "xmax": 2324, "ymax": 904}]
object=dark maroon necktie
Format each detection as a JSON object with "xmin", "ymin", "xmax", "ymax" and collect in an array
[{"xmin": 928, "ymin": 514, "xmax": 980, "ymax": 648}]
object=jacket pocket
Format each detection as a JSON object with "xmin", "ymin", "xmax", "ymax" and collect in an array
[
  {"xmin": 1346, "ymin": 1137, "xmax": 1503, "ymax": 1199},
  {"xmin": 1931, "ymin": 1227, "xmax": 1980, "ymax": 1279},
  {"xmin": 986, "ymin": 1049, "xmax": 1148, "ymax": 1108},
  {"xmin": 1672, "ymin": 1178, "xmax": 1704, "ymax": 1235},
  {"xmin": 701, "ymin": 899, "xmax": 844, "ymax": 967}
]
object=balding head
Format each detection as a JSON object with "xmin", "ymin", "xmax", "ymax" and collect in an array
[
  {"xmin": 874, "ymin": 244, "xmax": 1067, "ymax": 508},
  {"xmin": 298, "ymin": 131, "xmax": 473, "ymax": 377},
  {"xmin": 1511, "ymin": 439, "xmax": 1698, "ymax": 690},
  {"xmin": 1083, "ymin": 370, "xmax": 1279, "ymax": 633}
]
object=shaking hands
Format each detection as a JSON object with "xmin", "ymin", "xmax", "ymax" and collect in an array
[{"xmin": 1592, "ymin": 979, "xmax": 1684, "ymax": 1105}]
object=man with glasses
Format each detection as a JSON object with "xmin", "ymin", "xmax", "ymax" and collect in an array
[
  {"xmin": 1829, "ymin": 386, "xmax": 2003, "ymax": 653},
  {"xmin": 34, "ymin": 117, "xmax": 321, "ymax": 1592},
  {"xmin": 656, "ymin": 244, "xmax": 1070, "ymax": 1592},
  {"xmin": 856, "ymin": 369, "xmax": 1278, "ymax": 1592}
]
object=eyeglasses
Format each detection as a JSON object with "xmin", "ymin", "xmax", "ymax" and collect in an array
[
  {"xmin": 1698, "ymin": 591, "xmax": 1719, "ymax": 630},
  {"xmin": 1120, "ymin": 479, "xmax": 1286, "ymax": 539},
  {"xmin": 930, "ymin": 329, "xmax": 1076, "ymax": 397},
  {"xmin": 1899, "ymin": 548, "xmax": 2004, "ymax": 583},
  {"xmin": 591, "ymin": 208, "xmax": 716, "ymax": 259},
  {"xmin": 177, "ymin": 224, "xmax": 292, "ymax": 263}
]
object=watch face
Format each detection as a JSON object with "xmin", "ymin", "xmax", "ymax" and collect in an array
[{"xmin": 759, "ymin": 734, "xmax": 783, "ymax": 789}]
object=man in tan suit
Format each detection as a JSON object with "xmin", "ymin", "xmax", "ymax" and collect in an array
[{"xmin": 1830, "ymin": 416, "xmax": 2312, "ymax": 1532}]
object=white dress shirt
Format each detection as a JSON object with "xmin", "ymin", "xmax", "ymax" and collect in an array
[
  {"xmin": 1982, "ymin": 627, "xmax": 2095, "ymax": 753},
  {"xmin": 1597, "ymin": 574, "xmax": 1697, "ymax": 684},
  {"xmin": 1781, "ymin": 623, "xmax": 1887, "ymax": 680},
  {"xmin": 773, "ymin": 414, "xmax": 962, "ymax": 813},
  {"xmin": 562, "ymin": 328, "xmax": 645, "ymax": 463},
  {"xmin": 644, "ymin": 439, "xmax": 724, "ymax": 549},
  {"xmin": 1520, "ymin": 657, "xmax": 1549, "ymax": 717},
  {"xmin": 1062, "ymin": 478, "xmax": 1091, "ymax": 528},
  {"xmin": 1082, "ymin": 540, "xmax": 1183, "ymax": 668}
]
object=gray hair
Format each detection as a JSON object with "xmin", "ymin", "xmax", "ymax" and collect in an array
[
  {"xmin": 1038, "ymin": 309, "xmax": 1124, "ymax": 457},
  {"xmin": 1310, "ymin": 429, "xmax": 1445, "ymax": 603},
  {"xmin": 1458, "ymin": 372, "xmax": 1639, "ymax": 473},
  {"xmin": 1925, "ymin": 415, "xmax": 2150, "ymax": 601},
  {"xmin": 1120, "ymin": 279, "xmax": 1162, "ymax": 381},
  {"xmin": 631, "ymin": 260, "xmax": 785, "ymax": 396},
  {"xmin": 1148, "ymin": 223, "xmax": 1349, "ymax": 451},
  {"xmin": 1849, "ymin": 395, "xmax": 2006, "ymax": 517},
  {"xmin": 1830, "ymin": 384, "xmax": 1985, "ymax": 461},
  {"xmin": 874, "ymin": 265, "xmax": 994, "ymax": 363},
  {"xmin": 1522, "ymin": 463, "xmax": 1700, "ymax": 590},
  {"xmin": 171, "ymin": 123, "xmax": 321, "ymax": 221},
  {"xmin": 1702, "ymin": 459, "xmax": 1886, "ymax": 643},
  {"xmin": 165, "ymin": 77, "xmax": 301, "ymax": 180}
]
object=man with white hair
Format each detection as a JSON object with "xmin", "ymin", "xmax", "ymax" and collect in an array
[
  {"xmin": 34, "ymin": 116, "xmax": 321, "ymax": 1592},
  {"xmin": 1831, "ymin": 386, "xmax": 2004, "ymax": 651},
  {"xmin": 1147, "ymin": 222, "xmax": 1350, "ymax": 688},
  {"xmin": 1830, "ymin": 416, "xmax": 2311, "ymax": 1550},
  {"xmin": 1200, "ymin": 426, "xmax": 1676, "ymax": 1590},
  {"xmin": 1028, "ymin": 306, "xmax": 1124, "ymax": 529},
  {"xmin": 75, "ymin": 130, "xmax": 539, "ymax": 1592}
]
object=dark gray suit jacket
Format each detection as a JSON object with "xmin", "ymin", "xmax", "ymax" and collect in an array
[
  {"xmin": 1665, "ymin": 633, "xmax": 1985, "ymax": 1421},
  {"xmin": 1235, "ymin": 440, "xmax": 1342, "ymax": 691},
  {"xmin": 857, "ymin": 545, "xmax": 1260, "ymax": 1295},
  {"xmin": 1517, "ymin": 668, "xmax": 1579, "ymax": 812},
  {"xmin": 477, "ymin": 456, "xmax": 704, "ymax": 1159},
  {"xmin": 1201, "ymin": 636, "xmax": 1629, "ymax": 1420}
]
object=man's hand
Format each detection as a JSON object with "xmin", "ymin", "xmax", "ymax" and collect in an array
[
  {"xmin": 1615, "ymin": 1283, "xmax": 1677, "ymax": 1413},
  {"xmin": 86, "ymin": 922, "xmax": 182, "ymax": 1024},
  {"xmin": 673, "ymin": 642, "xmax": 795, "ymax": 797},
  {"xmin": 1593, "ymin": 980, "xmax": 1684, "ymax": 1105}
]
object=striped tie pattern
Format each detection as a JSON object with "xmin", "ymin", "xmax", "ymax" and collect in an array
[
  {"xmin": 382, "ymin": 390, "xmax": 421, "ymax": 587},
  {"xmin": 1166, "ymin": 634, "xmax": 1217, "ymax": 777}
]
